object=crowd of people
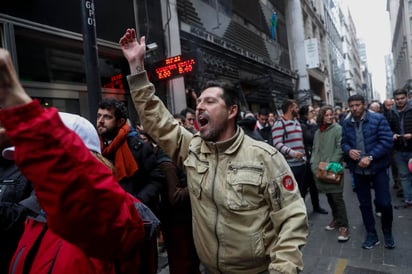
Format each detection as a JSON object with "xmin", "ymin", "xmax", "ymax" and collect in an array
[{"xmin": 0, "ymin": 26, "xmax": 408, "ymax": 274}]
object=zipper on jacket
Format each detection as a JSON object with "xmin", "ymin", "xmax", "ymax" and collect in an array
[
  {"xmin": 228, "ymin": 165, "xmax": 263, "ymax": 174},
  {"xmin": 10, "ymin": 246, "xmax": 25, "ymax": 274},
  {"xmin": 47, "ymin": 240, "xmax": 62, "ymax": 274},
  {"xmin": 211, "ymin": 145, "xmax": 222, "ymax": 273}
]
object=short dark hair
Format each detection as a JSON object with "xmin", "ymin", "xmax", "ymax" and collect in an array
[
  {"xmin": 173, "ymin": 113, "xmax": 186, "ymax": 122},
  {"xmin": 393, "ymin": 88, "xmax": 407, "ymax": 97},
  {"xmin": 98, "ymin": 98, "xmax": 128, "ymax": 121},
  {"xmin": 202, "ymin": 80, "xmax": 241, "ymax": 122},
  {"xmin": 298, "ymin": 105, "xmax": 310, "ymax": 118},
  {"xmin": 258, "ymin": 108, "xmax": 270, "ymax": 116},
  {"xmin": 180, "ymin": 107, "xmax": 195, "ymax": 117},
  {"xmin": 347, "ymin": 94, "xmax": 365, "ymax": 104},
  {"xmin": 281, "ymin": 99, "xmax": 296, "ymax": 114}
]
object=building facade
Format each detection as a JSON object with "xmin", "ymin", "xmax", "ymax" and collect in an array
[
  {"xmin": 0, "ymin": 1, "xmax": 145, "ymax": 120},
  {"xmin": 387, "ymin": 0, "xmax": 412, "ymax": 93},
  {"xmin": 0, "ymin": 0, "xmax": 378, "ymax": 119}
]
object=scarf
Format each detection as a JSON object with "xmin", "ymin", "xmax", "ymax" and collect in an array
[
  {"xmin": 100, "ymin": 123, "xmax": 138, "ymax": 181},
  {"xmin": 319, "ymin": 124, "xmax": 330, "ymax": 132}
]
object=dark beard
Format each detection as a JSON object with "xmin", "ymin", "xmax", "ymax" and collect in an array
[
  {"xmin": 100, "ymin": 128, "xmax": 118, "ymax": 142},
  {"xmin": 201, "ymin": 120, "xmax": 229, "ymax": 142}
]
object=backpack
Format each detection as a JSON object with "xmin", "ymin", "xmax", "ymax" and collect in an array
[{"xmin": 274, "ymin": 118, "xmax": 288, "ymax": 143}]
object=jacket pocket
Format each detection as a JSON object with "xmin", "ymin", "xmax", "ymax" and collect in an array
[
  {"xmin": 184, "ymin": 154, "xmax": 209, "ymax": 199},
  {"xmin": 227, "ymin": 164, "xmax": 264, "ymax": 210}
]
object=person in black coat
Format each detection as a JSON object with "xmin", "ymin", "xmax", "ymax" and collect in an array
[
  {"xmin": 298, "ymin": 105, "xmax": 328, "ymax": 214},
  {"xmin": 256, "ymin": 108, "xmax": 273, "ymax": 145},
  {"xmin": 0, "ymin": 135, "xmax": 33, "ymax": 273},
  {"xmin": 139, "ymin": 130, "xmax": 200, "ymax": 274},
  {"xmin": 96, "ymin": 98, "xmax": 165, "ymax": 274},
  {"xmin": 238, "ymin": 111, "xmax": 266, "ymax": 142}
]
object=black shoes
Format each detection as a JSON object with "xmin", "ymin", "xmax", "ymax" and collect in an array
[{"xmin": 314, "ymin": 207, "xmax": 328, "ymax": 214}]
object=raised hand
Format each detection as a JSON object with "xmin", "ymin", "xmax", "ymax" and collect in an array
[
  {"xmin": 119, "ymin": 28, "xmax": 146, "ymax": 74},
  {"xmin": 0, "ymin": 49, "xmax": 31, "ymax": 109}
]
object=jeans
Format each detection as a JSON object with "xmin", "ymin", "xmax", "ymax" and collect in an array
[
  {"xmin": 302, "ymin": 161, "xmax": 321, "ymax": 209},
  {"xmin": 393, "ymin": 150, "xmax": 412, "ymax": 201},
  {"xmin": 290, "ymin": 164, "xmax": 306, "ymax": 198},
  {"xmin": 353, "ymin": 168, "xmax": 393, "ymax": 234}
]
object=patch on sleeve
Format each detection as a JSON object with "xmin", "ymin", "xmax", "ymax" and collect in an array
[{"xmin": 282, "ymin": 175, "xmax": 295, "ymax": 191}]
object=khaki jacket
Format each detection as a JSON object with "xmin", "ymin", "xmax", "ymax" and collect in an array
[{"xmin": 128, "ymin": 73, "xmax": 308, "ymax": 274}]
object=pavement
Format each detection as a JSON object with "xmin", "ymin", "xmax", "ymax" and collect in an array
[
  {"xmin": 302, "ymin": 169, "xmax": 412, "ymax": 274},
  {"xmin": 158, "ymin": 169, "xmax": 412, "ymax": 274}
]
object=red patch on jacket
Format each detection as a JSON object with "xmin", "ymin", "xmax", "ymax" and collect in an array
[{"xmin": 282, "ymin": 175, "xmax": 294, "ymax": 191}]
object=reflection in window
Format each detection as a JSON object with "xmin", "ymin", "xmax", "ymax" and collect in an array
[
  {"xmin": 14, "ymin": 26, "xmax": 127, "ymax": 89},
  {"xmin": 33, "ymin": 97, "xmax": 80, "ymax": 114},
  {"xmin": 0, "ymin": 23, "xmax": 4, "ymax": 48}
]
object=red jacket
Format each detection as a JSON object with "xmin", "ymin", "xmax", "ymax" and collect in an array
[{"xmin": 0, "ymin": 101, "xmax": 145, "ymax": 273}]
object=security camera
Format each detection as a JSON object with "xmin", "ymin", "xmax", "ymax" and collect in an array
[{"xmin": 146, "ymin": 42, "xmax": 158, "ymax": 53}]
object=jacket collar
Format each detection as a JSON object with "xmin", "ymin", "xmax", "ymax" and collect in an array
[
  {"xmin": 350, "ymin": 110, "xmax": 369, "ymax": 123},
  {"xmin": 200, "ymin": 127, "xmax": 243, "ymax": 154}
]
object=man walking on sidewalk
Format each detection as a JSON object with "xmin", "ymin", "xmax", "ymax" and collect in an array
[{"xmin": 341, "ymin": 94, "xmax": 395, "ymax": 249}]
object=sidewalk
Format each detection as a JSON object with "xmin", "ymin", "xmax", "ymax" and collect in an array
[
  {"xmin": 158, "ymin": 169, "xmax": 412, "ymax": 273},
  {"xmin": 302, "ymin": 169, "xmax": 412, "ymax": 274}
]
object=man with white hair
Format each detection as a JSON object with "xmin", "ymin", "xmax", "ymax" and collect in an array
[{"xmin": 369, "ymin": 102, "xmax": 381, "ymax": 113}]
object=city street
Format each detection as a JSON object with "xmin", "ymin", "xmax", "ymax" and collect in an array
[
  {"xmin": 302, "ymin": 169, "xmax": 411, "ymax": 274},
  {"xmin": 158, "ymin": 168, "xmax": 412, "ymax": 274}
]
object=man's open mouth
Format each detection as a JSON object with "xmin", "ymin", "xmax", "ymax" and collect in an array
[{"xmin": 198, "ymin": 115, "xmax": 208, "ymax": 127}]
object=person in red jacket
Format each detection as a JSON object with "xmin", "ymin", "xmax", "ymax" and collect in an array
[{"xmin": 0, "ymin": 48, "xmax": 157, "ymax": 273}]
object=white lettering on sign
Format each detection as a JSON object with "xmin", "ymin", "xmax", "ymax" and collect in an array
[
  {"xmin": 85, "ymin": 1, "xmax": 96, "ymax": 26},
  {"xmin": 180, "ymin": 22, "xmax": 294, "ymax": 77}
]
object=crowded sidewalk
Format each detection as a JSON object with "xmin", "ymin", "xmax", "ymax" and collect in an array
[{"xmin": 302, "ymin": 168, "xmax": 411, "ymax": 274}]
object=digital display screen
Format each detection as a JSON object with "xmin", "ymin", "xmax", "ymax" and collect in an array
[{"xmin": 152, "ymin": 55, "xmax": 196, "ymax": 81}]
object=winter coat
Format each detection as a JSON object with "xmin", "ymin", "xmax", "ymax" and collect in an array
[
  {"xmin": 310, "ymin": 123, "xmax": 344, "ymax": 193},
  {"xmin": 387, "ymin": 103, "xmax": 412, "ymax": 151},
  {"xmin": 0, "ymin": 102, "xmax": 146, "ymax": 274},
  {"xmin": 0, "ymin": 161, "xmax": 32, "ymax": 273},
  {"xmin": 238, "ymin": 116, "xmax": 265, "ymax": 142},
  {"xmin": 341, "ymin": 110, "xmax": 393, "ymax": 173},
  {"xmin": 127, "ymin": 72, "xmax": 308, "ymax": 274},
  {"xmin": 299, "ymin": 118, "xmax": 318, "ymax": 159}
]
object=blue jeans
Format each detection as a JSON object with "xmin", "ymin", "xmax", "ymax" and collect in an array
[
  {"xmin": 353, "ymin": 168, "xmax": 393, "ymax": 234},
  {"xmin": 393, "ymin": 150, "xmax": 412, "ymax": 201}
]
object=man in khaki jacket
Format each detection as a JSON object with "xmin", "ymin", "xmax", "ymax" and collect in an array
[{"xmin": 120, "ymin": 28, "xmax": 308, "ymax": 274}]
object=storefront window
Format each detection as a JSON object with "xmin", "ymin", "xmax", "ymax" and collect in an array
[
  {"xmin": 14, "ymin": 26, "xmax": 127, "ymax": 89},
  {"xmin": 0, "ymin": 23, "xmax": 4, "ymax": 48},
  {"xmin": 34, "ymin": 97, "xmax": 80, "ymax": 114}
]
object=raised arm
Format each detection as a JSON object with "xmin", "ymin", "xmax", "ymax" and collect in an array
[
  {"xmin": 0, "ymin": 49, "xmax": 145, "ymax": 260},
  {"xmin": 119, "ymin": 29, "xmax": 193, "ymax": 167},
  {"xmin": 119, "ymin": 28, "xmax": 146, "ymax": 75}
]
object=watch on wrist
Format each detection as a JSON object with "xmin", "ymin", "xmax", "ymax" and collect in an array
[{"xmin": 368, "ymin": 155, "xmax": 373, "ymax": 161}]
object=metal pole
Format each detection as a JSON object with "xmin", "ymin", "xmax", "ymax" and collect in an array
[{"xmin": 81, "ymin": 0, "xmax": 101, "ymax": 122}]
